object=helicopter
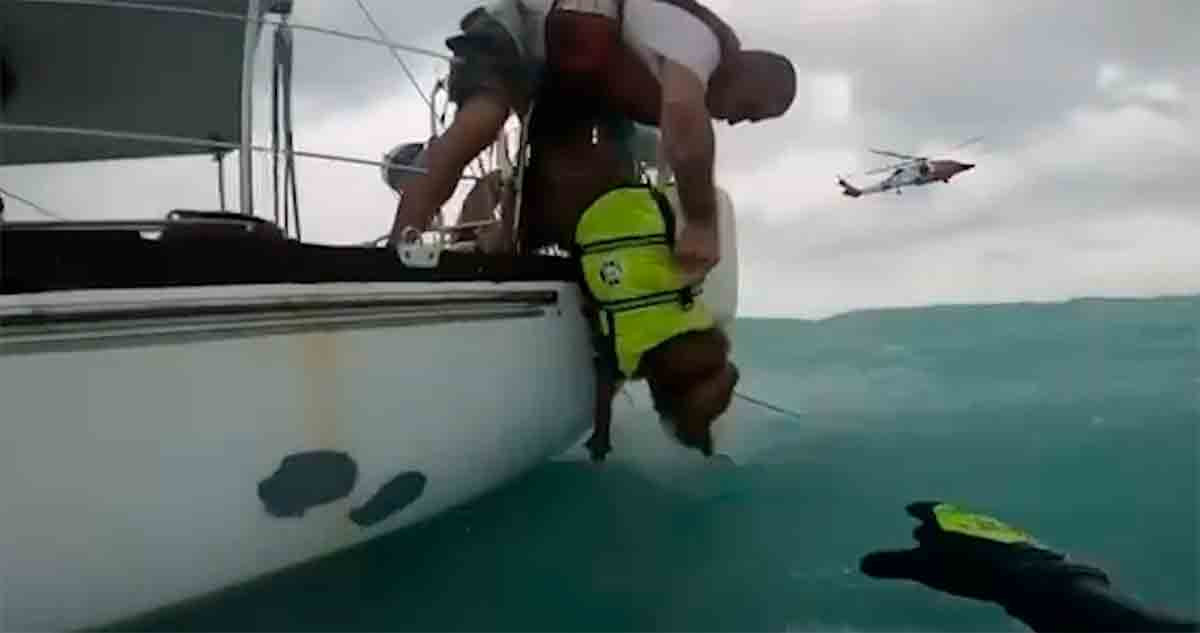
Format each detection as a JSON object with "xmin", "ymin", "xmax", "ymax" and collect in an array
[{"xmin": 838, "ymin": 136, "xmax": 982, "ymax": 197}]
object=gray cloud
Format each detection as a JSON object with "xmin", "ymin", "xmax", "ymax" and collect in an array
[
  {"xmin": 715, "ymin": 0, "xmax": 1198, "ymax": 169},
  {"xmin": 278, "ymin": 1, "xmax": 473, "ymax": 123}
]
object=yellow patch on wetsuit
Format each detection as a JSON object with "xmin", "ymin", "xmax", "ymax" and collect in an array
[{"xmin": 933, "ymin": 504, "xmax": 1039, "ymax": 545}]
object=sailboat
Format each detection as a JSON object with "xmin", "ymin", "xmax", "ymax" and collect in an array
[{"xmin": 0, "ymin": 1, "xmax": 740, "ymax": 630}]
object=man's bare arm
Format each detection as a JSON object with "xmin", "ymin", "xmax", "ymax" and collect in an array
[
  {"xmin": 658, "ymin": 58, "xmax": 720, "ymax": 277},
  {"xmin": 387, "ymin": 95, "xmax": 510, "ymax": 246},
  {"xmin": 659, "ymin": 59, "xmax": 717, "ymax": 226}
]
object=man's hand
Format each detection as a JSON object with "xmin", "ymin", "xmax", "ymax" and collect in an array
[
  {"xmin": 860, "ymin": 502, "xmax": 1109, "ymax": 606},
  {"xmin": 676, "ymin": 219, "xmax": 720, "ymax": 281}
]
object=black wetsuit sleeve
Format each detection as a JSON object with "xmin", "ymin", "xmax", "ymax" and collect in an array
[{"xmin": 1003, "ymin": 577, "xmax": 1197, "ymax": 632}]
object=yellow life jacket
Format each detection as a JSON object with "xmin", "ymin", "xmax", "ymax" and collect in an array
[{"xmin": 575, "ymin": 185, "xmax": 715, "ymax": 380}]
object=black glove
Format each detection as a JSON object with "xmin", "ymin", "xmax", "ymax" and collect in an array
[{"xmin": 860, "ymin": 501, "xmax": 1110, "ymax": 606}]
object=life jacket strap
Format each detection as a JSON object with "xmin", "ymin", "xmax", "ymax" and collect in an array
[
  {"xmin": 578, "ymin": 233, "xmax": 670, "ymax": 255},
  {"xmin": 597, "ymin": 284, "xmax": 702, "ymax": 314}
]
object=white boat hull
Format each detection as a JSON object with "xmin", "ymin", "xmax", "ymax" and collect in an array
[{"xmin": 0, "ymin": 281, "xmax": 595, "ymax": 631}]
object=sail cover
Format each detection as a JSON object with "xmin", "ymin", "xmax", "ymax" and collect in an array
[{"xmin": 0, "ymin": 0, "xmax": 266, "ymax": 165}]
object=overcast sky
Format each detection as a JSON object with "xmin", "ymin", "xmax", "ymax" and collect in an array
[{"xmin": 2, "ymin": 0, "xmax": 1197, "ymax": 318}]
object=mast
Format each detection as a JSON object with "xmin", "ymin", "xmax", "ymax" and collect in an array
[{"xmin": 239, "ymin": 0, "xmax": 263, "ymax": 216}]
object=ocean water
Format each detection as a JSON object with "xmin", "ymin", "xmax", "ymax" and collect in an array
[{"xmin": 121, "ymin": 296, "xmax": 1198, "ymax": 632}]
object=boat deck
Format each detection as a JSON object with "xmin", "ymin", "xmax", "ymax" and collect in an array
[{"xmin": 1, "ymin": 215, "xmax": 578, "ymax": 295}]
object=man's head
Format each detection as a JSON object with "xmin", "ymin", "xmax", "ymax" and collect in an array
[
  {"xmin": 642, "ymin": 328, "xmax": 740, "ymax": 456},
  {"xmin": 708, "ymin": 50, "xmax": 797, "ymax": 125}
]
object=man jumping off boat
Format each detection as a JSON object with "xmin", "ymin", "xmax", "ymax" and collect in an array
[{"xmin": 385, "ymin": 0, "xmax": 796, "ymax": 459}]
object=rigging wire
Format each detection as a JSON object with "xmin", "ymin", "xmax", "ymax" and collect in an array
[
  {"xmin": 0, "ymin": 185, "xmax": 67, "ymax": 220},
  {"xmin": 0, "ymin": 123, "xmax": 479, "ymax": 180},
  {"xmin": 15, "ymin": 0, "xmax": 454, "ymax": 62},
  {"xmin": 352, "ymin": 0, "xmax": 431, "ymax": 108}
]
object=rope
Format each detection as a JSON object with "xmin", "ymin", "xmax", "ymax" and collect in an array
[
  {"xmin": 734, "ymin": 391, "xmax": 807, "ymax": 421},
  {"xmin": 0, "ymin": 185, "xmax": 67, "ymax": 220},
  {"xmin": 271, "ymin": 18, "xmax": 283, "ymax": 228},
  {"xmin": 15, "ymin": 0, "xmax": 455, "ymax": 61},
  {"xmin": 510, "ymin": 101, "xmax": 537, "ymax": 255},
  {"xmin": 271, "ymin": 14, "xmax": 301, "ymax": 239},
  {"xmin": 352, "ymin": 0, "xmax": 431, "ymax": 108},
  {"xmin": 214, "ymin": 150, "xmax": 228, "ymax": 211}
]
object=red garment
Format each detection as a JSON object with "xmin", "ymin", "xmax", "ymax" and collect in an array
[{"xmin": 542, "ymin": 1, "xmax": 741, "ymax": 126}]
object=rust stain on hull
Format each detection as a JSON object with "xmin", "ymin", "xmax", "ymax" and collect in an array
[{"xmin": 299, "ymin": 331, "xmax": 341, "ymax": 450}]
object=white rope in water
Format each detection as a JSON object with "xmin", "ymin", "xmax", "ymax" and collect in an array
[
  {"xmin": 0, "ymin": 185, "xmax": 67, "ymax": 220},
  {"xmin": 15, "ymin": 0, "xmax": 455, "ymax": 62},
  {"xmin": 0, "ymin": 123, "xmax": 480, "ymax": 181},
  {"xmin": 352, "ymin": 0, "xmax": 431, "ymax": 108},
  {"xmin": 734, "ymin": 391, "xmax": 808, "ymax": 421}
]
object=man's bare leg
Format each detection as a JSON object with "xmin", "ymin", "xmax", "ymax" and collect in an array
[
  {"xmin": 458, "ymin": 170, "xmax": 504, "ymax": 226},
  {"xmin": 517, "ymin": 110, "xmax": 640, "ymax": 251}
]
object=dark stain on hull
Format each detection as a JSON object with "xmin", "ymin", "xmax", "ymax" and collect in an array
[
  {"xmin": 258, "ymin": 451, "xmax": 358, "ymax": 518},
  {"xmin": 349, "ymin": 471, "xmax": 427, "ymax": 527}
]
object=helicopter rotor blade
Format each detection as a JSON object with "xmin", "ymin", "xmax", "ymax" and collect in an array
[
  {"xmin": 950, "ymin": 135, "xmax": 984, "ymax": 151},
  {"xmin": 931, "ymin": 136, "xmax": 985, "ymax": 158},
  {"xmin": 869, "ymin": 148, "xmax": 924, "ymax": 161}
]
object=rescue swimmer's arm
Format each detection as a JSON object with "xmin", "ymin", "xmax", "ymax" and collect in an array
[
  {"xmin": 659, "ymin": 59, "xmax": 720, "ymax": 276},
  {"xmin": 387, "ymin": 96, "xmax": 509, "ymax": 247},
  {"xmin": 1004, "ymin": 577, "xmax": 1197, "ymax": 632},
  {"xmin": 586, "ymin": 371, "xmax": 617, "ymax": 463},
  {"xmin": 862, "ymin": 502, "xmax": 1199, "ymax": 633}
]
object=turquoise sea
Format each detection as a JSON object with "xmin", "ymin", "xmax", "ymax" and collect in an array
[{"xmin": 121, "ymin": 295, "xmax": 1198, "ymax": 632}]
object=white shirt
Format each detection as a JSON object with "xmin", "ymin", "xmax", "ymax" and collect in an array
[{"xmin": 485, "ymin": 0, "xmax": 722, "ymax": 85}]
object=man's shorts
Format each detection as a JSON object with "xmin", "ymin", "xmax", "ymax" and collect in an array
[{"xmin": 445, "ymin": 8, "xmax": 538, "ymax": 111}]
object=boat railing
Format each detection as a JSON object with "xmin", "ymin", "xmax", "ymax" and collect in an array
[
  {"xmin": 0, "ymin": 206, "xmax": 295, "ymax": 235},
  {"xmin": 0, "ymin": 123, "xmax": 452, "ymax": 183},
  {"xmin": 1, "ymin": 219, "xmax": 260, "ymax": 234},
  {"xmin": 0, "ymin": 0, "xmax": 523, "ymax": 254}
]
